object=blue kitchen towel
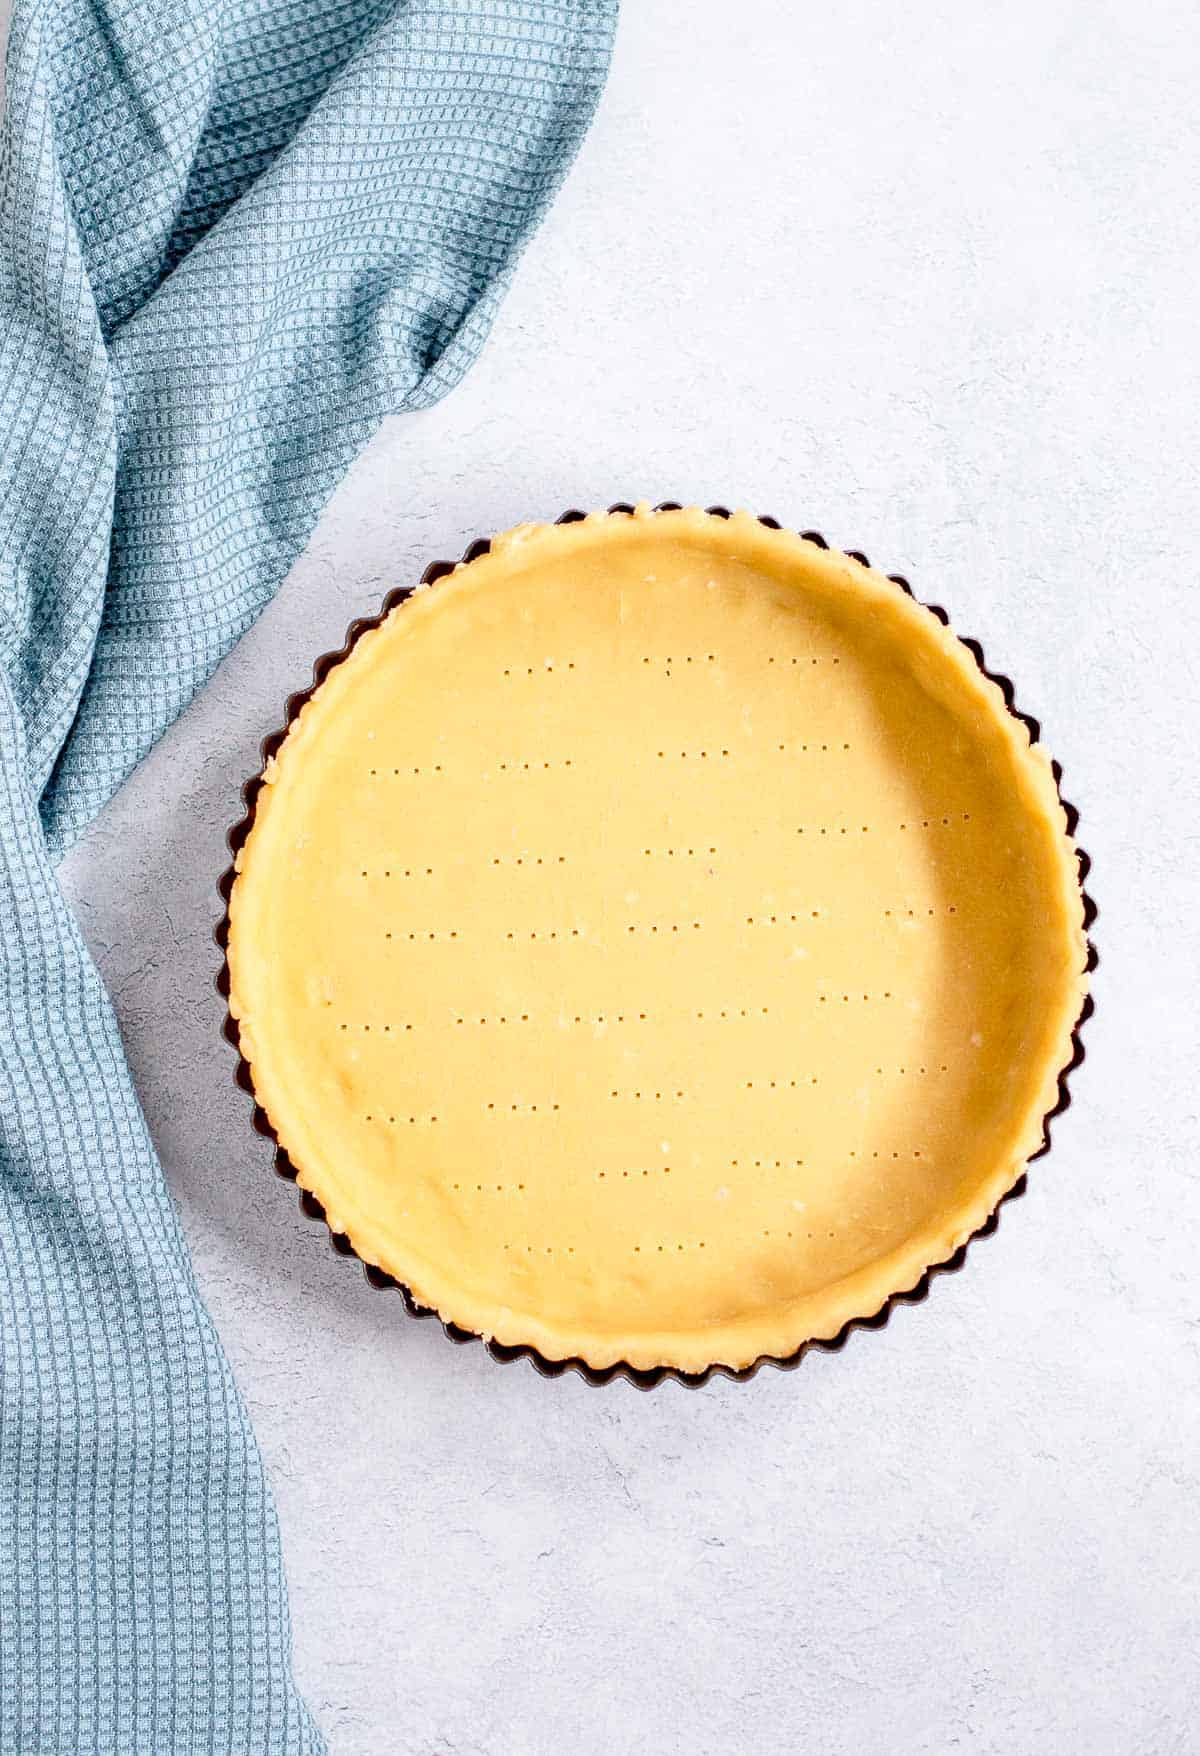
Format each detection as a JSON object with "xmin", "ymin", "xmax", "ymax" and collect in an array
[{"xmin": 0, "ymin": 0, "xmax": 615, "ymax": 1747}]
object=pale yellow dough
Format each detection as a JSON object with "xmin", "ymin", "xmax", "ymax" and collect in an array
[{"xmin": 227, "ymin": 508, "xmax": 1089, "ymax": 1371}]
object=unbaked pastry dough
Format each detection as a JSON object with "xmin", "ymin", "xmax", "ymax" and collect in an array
[{"xmin": 227, "ymin": 508, "xmax": 1089, "ymax": 1371}]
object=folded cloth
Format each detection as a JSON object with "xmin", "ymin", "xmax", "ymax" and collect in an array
[{"xmin": 0, "ymin": 0, "xmax": 615, "ymax": 1746}]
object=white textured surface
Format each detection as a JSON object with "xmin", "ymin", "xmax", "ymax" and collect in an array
[{"xmin": 45, "ymin": 2, "xmax": 1200, "ymax": 1751}]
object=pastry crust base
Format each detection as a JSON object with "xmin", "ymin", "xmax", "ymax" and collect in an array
[{"xmin": 226, "ymin": 508, "xmax": 1089, "ymax": 1372}]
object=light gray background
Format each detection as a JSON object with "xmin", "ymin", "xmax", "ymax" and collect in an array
[{"xmin": 11, "ymin": 1, "xmax": 1200, "ymax": 1751}]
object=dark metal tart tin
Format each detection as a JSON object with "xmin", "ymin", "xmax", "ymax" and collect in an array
[{"xmin": 214, "ymin": 504, "xmax": 1097, "ymax": 1388}]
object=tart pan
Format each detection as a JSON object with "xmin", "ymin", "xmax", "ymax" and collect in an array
[{"xmin": 214, "ymin": 503, "xmax": 1097, "ymax": 1387}]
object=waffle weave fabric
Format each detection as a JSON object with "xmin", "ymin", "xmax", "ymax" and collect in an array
[{"xmin": 0, "ymin": 0, "xmax": 615, "ymax": 1747}]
